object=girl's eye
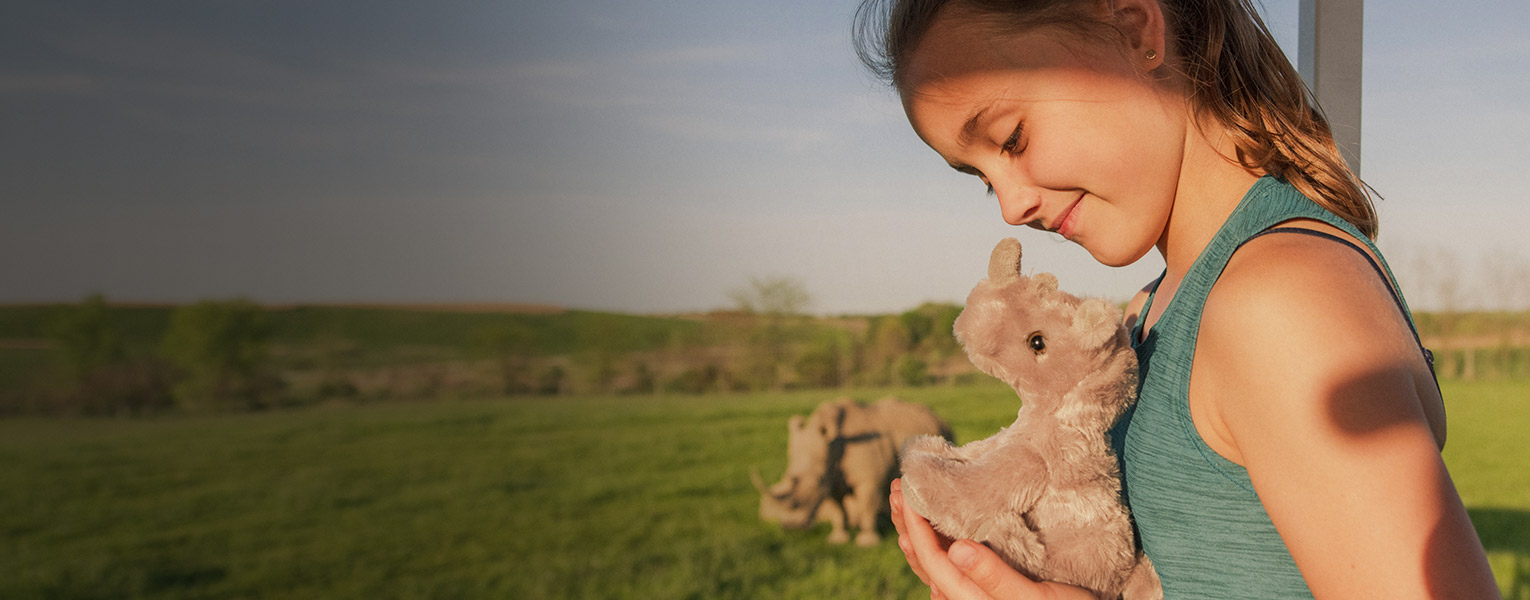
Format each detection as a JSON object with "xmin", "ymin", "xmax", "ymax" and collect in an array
[{"xmin": 1001, "ymin": 123, "xmax": 1024, "ymax": 154}]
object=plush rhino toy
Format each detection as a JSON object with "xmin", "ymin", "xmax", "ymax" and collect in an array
[
  {"xmin": 755, "ymin": 396, "xmax": 952, "ymax": 546},
  {"xmin": 898, "ymin": 238, "xmax": 1161, "ymax": 600}
]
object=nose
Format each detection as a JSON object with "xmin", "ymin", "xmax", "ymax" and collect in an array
[{"xmin": 996, "ymin": 188, "xmax": 1042, "ymax": 227}]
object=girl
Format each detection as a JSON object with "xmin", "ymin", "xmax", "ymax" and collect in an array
[{"xmin": 853, "ymin": 0, "xmax": 1501, "ymax": 597}]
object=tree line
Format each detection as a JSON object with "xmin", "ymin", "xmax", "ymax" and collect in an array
[
  {"xmin": 8, "ymin": 263, "xmax": 1529, "ymax": 416},
  {"xmin": 0, "ymin": 284, "xmax": 980, "ymax": 415},
  {"xmin": 18, "ymin": 295, "xmax": 281, "ymax": 414},
  {"xmin": 489, "ymin": 277, "xmax": 971, "ymax": 397}
]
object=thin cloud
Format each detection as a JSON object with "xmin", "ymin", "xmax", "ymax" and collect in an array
[{"xmin": 641, "ymin": 114, "xmax": 831, "ymax": 144}]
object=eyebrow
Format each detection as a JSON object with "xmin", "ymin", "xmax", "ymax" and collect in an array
[
  {"xmin": 957, "ymin": 104, "xmax": 991, "ymax": 148},
  {"xmin": 948, "ymin": 162, "xmax": 980, "ymax": 177}
]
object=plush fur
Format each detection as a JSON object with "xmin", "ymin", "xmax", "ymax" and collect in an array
[{"xmin": 899, "ymin": 238, "xmax": 1161, "ymax": 600}]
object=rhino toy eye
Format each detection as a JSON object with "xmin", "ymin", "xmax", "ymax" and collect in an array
[{"xmin": 1027, "ymin": 332, "xmax": 1046, "ymax": 354}]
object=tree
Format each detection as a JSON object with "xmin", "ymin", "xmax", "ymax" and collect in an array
[
  {"xmin": 895, "ymin": 354, "xmax": 929, "ymax": 387},
  {"xmin": 1481, "ymin": 247, "xmax": 1530, "ymax": 312},
  {"xmin": 728, "ymin": 276, "xmax": 811, "ymax": 317},
  {"xmin": 862, "ymin": 315, "xmax": 914, "ymax": 386},
  {"xmin": 47, "ymin": 293, "xmax": 126, "ymax": 380},
  {"xmin": 729, "ymin": 276, "xmax": 812, "ymax": 391},
  {"xmin": 795, "ymin": 331, "xmax": 847, "ymax": 389},
  {"xmin": 899, "ymin": 308, "xmax": 934, "ymax": 348},
  {"xmin": 920, "ymin": 303, "xmax": 963, "ymax": 354},
  {"xmin": 45, "ymin": 294, "xmax": 174, "ymax": 415},
  {"xmin": 158, "ymin": 299, "xmax": 276, "ymax": 411}
]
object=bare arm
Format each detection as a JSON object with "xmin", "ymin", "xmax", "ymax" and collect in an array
[{"xmin": 1196, "ymin": 237, "xmax": 1498, "ymax": 598}]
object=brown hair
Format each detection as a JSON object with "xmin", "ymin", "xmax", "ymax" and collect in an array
[{"xmin": 853, "ymin": 0, "xmax": 1379, "ymax": 238}]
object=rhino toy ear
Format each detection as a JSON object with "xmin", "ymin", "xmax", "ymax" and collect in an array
[
  {"xmin": 1031, "ymin": 272, "xmax": 1059, "ymax": 295},
  {"xmin": 1072, "ymin": 298, "xmax": 1124, "ymax": 349},
  {"xmin": 987, "ymin": 238, "xmax": 1022, "ymax": 284}
]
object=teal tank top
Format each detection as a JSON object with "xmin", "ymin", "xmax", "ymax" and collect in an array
[{"xmin": 1112, "ymin": 176, "xmax": 1424, "ymax": 598}]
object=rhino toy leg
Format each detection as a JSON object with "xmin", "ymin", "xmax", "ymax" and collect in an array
[
  {"xmin": 899, "ymin": 434, "xmax": 1050, "ymax": 569},
  {"xmin": 897, "ymin": 434, "xmax": 970, "ymax": 518}
]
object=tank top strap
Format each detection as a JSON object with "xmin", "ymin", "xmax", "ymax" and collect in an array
[{"xmin": 1168, "ymin": 176, "xmax": 1424, "ymax": 338}]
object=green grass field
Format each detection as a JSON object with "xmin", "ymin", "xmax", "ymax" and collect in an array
[{"xmin": 2, "ymin": 381, "xmax": 1526, "ymax": 599}]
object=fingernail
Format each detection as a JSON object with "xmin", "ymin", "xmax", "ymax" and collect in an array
[{"xmin": 949, "ymin": 542, "xmax": 977, "ymax": 569}]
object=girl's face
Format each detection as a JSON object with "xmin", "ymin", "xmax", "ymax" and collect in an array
[{"xmin": 900, "ymin": 10, "xmax": 1190, "ymax": 267}]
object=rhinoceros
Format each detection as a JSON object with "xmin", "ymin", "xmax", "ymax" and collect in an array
[{"xmin": 753, "ymin": 396, "xmax": 952, "ymax": 546}]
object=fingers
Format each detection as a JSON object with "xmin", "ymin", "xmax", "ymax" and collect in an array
[
  {"xmin": 945, "ymin": 540, "xmax": 1103, "ymax": 600},
  {"xmin": 890, "ymin": 479, "xmax": 931, "ymax": 585},
  {"xmin": 942, "ymin": 540, "xmax": 1053, "ymax": 600},
  {"xmin": 895, "ymin": 491, "xmax": 1055, "ymax": 600},
  {"xmin": 899, "ymin": 488, "xmax": 974, "ymax": 596},
  {"xmin": 893, "ymin": 479, "xmax": 1098, "ymax": 600}
]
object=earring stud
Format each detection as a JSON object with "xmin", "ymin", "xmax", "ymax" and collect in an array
[{"xmin": 1145, "ymin": 49, "xmax": 1158, "ymax": 60}]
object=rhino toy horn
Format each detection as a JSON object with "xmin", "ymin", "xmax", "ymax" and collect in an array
[{"xmin": 988, "ymin": 238, "xmax": 1023, "ymax": 284}]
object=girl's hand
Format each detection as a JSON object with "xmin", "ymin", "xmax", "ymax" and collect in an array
[{"xmin": 889, "ymin": 479, "xmax": 1098, "ymax": 600}]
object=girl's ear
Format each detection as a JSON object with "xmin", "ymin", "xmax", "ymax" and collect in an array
[{"xmin": 1107, "ymin": 0, "xmax": 1168, "ymax": 69}]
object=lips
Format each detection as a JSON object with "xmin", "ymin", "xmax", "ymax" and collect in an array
[{"xmin": 1052, "ymin": 194, "xmax": 1084, "ymax": 240}]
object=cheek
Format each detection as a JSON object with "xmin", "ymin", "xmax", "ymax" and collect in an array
[{"xmin": 1026, "ymin": 105, "xmax": 1156, "ymax": 188}]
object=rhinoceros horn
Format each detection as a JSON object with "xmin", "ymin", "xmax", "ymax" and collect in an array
[{"xmin": 988, "ymin": 238, "xmax": 1022, "ymax": 284}]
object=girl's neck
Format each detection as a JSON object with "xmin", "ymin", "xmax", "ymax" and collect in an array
[{"xmin": 1155, "ymin": 115, "xmax": 1263, "ymax": 276}]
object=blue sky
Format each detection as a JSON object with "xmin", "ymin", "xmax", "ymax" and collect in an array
[{"xmin": 4, "ymin": 1, "xmax": 1527, "ymax": 313}]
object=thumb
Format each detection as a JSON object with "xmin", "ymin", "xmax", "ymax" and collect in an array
[{"xmin": 946, "ymin": 540, "xmax": 1045, "ymax": 599}]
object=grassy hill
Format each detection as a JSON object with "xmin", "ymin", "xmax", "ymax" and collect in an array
[
  {"xmin": 0, "ymin": 303, "xmax": 707, "ymax": 362},
  {"xmin": 0, "ymin": 303, "xmax": 719, "ymax": 410}
]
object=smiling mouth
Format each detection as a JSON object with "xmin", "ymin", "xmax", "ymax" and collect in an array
[{"xmin": 1049, "ymin": 194, "xmax": 1085, "ymax": 239}]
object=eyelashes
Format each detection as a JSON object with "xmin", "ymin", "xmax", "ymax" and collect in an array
[
  {"xmin": 985, "ymin": 122, "xmax": 1024, "ymax": 196},
  {"xmin": 1001, "ymin": 122, "xmax": 1024, "ymax": 154},
  {"xmin": 966, "ymin": 121, "xmax": 1024, "ymax": 196}
]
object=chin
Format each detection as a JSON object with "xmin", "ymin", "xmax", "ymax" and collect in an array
[{"xmin": 1086, "ymin": 244, "xmax": 1152, "ymax": 268}]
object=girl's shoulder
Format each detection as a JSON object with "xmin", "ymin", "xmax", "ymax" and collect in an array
[
  {"xmin": 1193, "ymin": 216, "xmax": 1445, "ymax": 452},
  {"xmin": 1199, "ymin": 219, "xmax": 1417, "ymax": 384}
]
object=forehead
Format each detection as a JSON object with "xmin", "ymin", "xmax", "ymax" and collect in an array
[
  {"xmin": 899, "ymin": 14, "xmax": 1132, "ymax": 144},
  {"xmin": 899, "ymin": 12, "xmax": 1119, "ymax": 103}
]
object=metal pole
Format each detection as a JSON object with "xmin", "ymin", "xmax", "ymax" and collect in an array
[{"xmin": 1298, "ymin": 0, "xmax": 1364, "ymax": 175}]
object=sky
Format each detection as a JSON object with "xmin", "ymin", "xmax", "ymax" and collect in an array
[{"xmin": 3, "ymin": 1, "xmax": 1528, "ymax": 314}]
